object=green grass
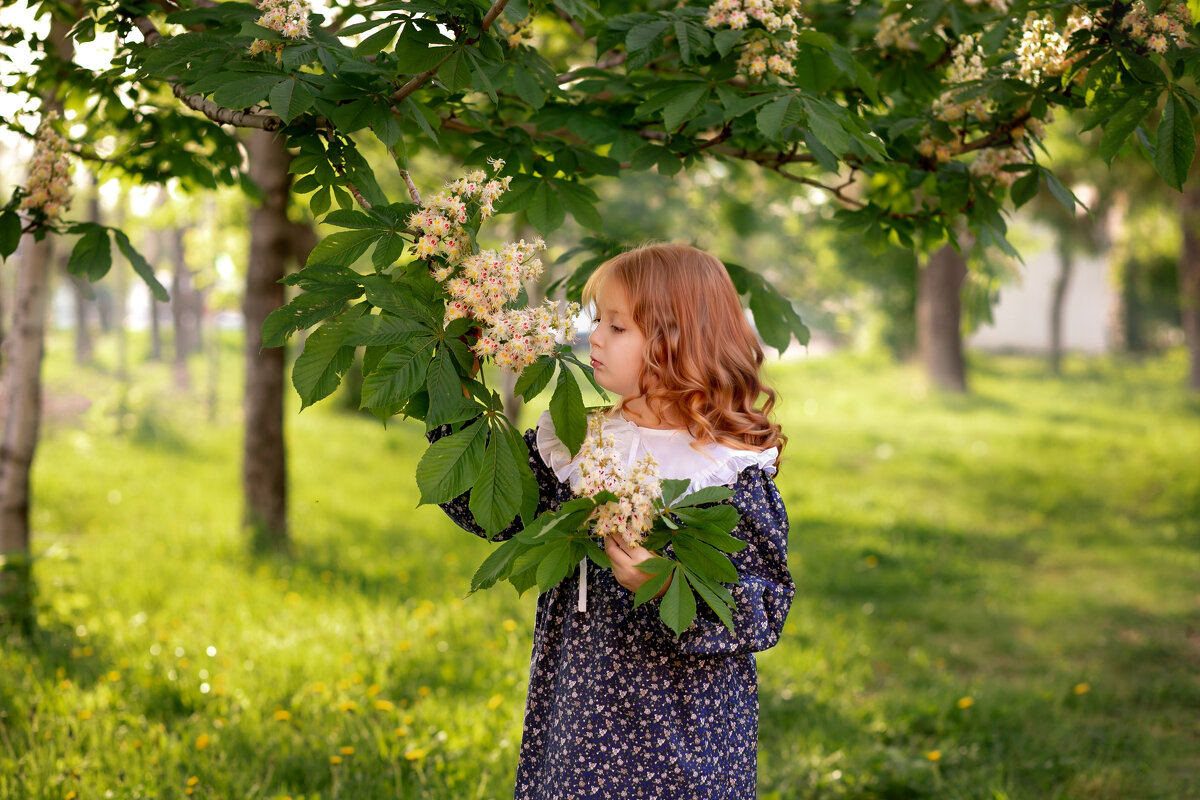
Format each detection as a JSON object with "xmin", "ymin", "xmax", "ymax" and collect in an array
[{"xmin": 3, "ymin": 332, "xmax": 1199, "ymax": 799}]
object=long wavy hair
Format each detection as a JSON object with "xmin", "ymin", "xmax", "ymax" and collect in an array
[{"xmin": 582, "ymin": 243, "xmax": 786, "ymax": 471}]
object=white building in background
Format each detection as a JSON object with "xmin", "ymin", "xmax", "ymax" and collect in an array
[{"xmin": 968, "ymin": 232, "xmax": 1117, "ymax": 355}]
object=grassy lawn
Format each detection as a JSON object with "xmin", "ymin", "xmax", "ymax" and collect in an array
[{"xmin": 3, "ymin": 332, "xmax": 1198, "ymax": 799}]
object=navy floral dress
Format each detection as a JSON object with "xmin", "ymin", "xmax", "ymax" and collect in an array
[{"xmin": 429, "ymin": 418, "xmax": 794, "ymax": 800}]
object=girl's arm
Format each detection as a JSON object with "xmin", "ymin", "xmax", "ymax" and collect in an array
[
  {"xmin": 661, "ymin": 469, "xmax": 795, "ymax": 656},
  {"xmin": 426, "ymin": 422, "xmax": 563, "ymax": 542}
]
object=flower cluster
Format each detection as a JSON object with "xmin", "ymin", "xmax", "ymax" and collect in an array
[
  {"xmin": 962, "ymin": 0, "xmax": 1010, "ymax": 12},
  {"xmin": 1014, "ymin": 13, "xmax": 1071, "ymax": 85},
  {"xmin": 932, "ymin": 33, "xmax": 992, "ymax": 123},
  {"xmin": 409, "ymin": 158, "xmax": 511, "ymax": 262},
  {"xmin": 1120, "ymin": 0, "xmax": 1192, "ymax": 53},
  {"xmin": 874, "ymin": 14, "xmax": 919, "ymax": 51},
  {"xmin": 496, "ymin": 15, "xmax": 534, "ymax": 48},
  {"xmin": 704, "ymin": 0, "xmax": 807, "ymax": 79},
  {"xmin": 574, "ymin": 413, "xmax": 663, "ymax": 549},
  {"xmin": 248, "ymin": 0, "xmax": 311, "ymax": 58},
  {"xmin": 20, "ymin": 111, "xmax": 72, "ymax": 219},
  {"xmin": 471, "ymin": 299, "xmax": 580, "ymax": 371}
]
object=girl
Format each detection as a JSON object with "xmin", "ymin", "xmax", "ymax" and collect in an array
[{"xmin": 430, "ymin": 243, "xmax": 794, "ymax": 799}]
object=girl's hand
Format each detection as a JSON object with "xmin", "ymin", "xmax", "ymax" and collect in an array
[{"xmin": 604, "ymin": 535, "xmax": 671, "ymax": 598}]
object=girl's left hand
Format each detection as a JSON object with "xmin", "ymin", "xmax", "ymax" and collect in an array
[{"xmin": 604, "ymin": 535, "xmax": 669, "ymax": 597}]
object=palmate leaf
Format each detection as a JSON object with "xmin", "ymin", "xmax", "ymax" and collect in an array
[
  {"xmin": 470, "ymin": 422, "xmax": 523, "ymax": 538},
  {"xmin": 659, "ymin": 565, "xmax": 697, "ymax": 636},
  {"xmin": 1155, "ymin": 93, "xmax": 1195, "ymax": 191},
  {"xmin": 549, "ymin": 365, "xmax": 586, "ymax": 455},
  {"xmin": 469, "ymin": 536, "xmax": 527, "ymax": 593},
  {"xmin": 513, "ymin": 355, "xmax": 557, "ymax": 401},
  {"xmin": 672, "ymin": 534, "xmax": 738, "ymax": 583},
  {"xmin": 292, "ymin": 304, "xmax": 367, "ymax": 408},
  {"xmin": 113, "ymin": 230, "xmax": 169, "ymax": 302},
  {"xmin": 535, "ymin": 539, "xmax": 578, "ymax": 591},
  {"xmin": 67, "ymin": 223, "xmax": 111, "ymax": 282},
  {"xmin": 682, "ymin": 566, "xmax": 735, "ymax": 631},
  {"xmin": 261, "ymin": 286, "xmax": 362, "ymax": 349},
  {"xmin": 360, "ymin": 335, "xmax": 437, "ymax": 409},
  {"xmin": 415, "ymin": 418, "xmax": 488, "ymax": 504}
]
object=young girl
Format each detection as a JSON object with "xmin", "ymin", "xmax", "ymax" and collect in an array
[{"xmin": 430, "ymin": 243, "xmax": 794, "ymax": 799}]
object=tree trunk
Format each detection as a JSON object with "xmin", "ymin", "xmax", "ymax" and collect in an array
[
  {"xmin": 242, "ymin": 131, "xmax": 293, "ymax": 553},
  {"xmin": 1182, "ymin": 180, "xmax": 1200, "ymax": 391},
  {"xmin": 917, "ymin": 242, "xmax": 968, "ymax": 393},
  {"xmin": 145, "ymin": 229, "xmax": 162, "ymax": 361},
  {"xmin": 170, "ymin": 226, "xmax": 192, "ymax": 389},
  {"xmin": 1049, "ymin": 238, "xmax": 1075, "ymax": 376},
  {"xmin": 0, "ymin": 235, "xmax": 52, "ymax": 633}
]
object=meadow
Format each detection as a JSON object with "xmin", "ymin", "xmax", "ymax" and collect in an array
[{"xmin": 2, "ymin": 332, "xmax": 1198, "ymax": 799}]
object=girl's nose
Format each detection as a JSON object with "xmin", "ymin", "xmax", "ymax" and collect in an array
[{"xmin": 588, "ymin": 328, "xmax": 601, "ymax": 349}]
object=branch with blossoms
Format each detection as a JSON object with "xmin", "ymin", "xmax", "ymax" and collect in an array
[{"xmin": 470, "ymin": 413, "xmax": 748, "ymax": 637}]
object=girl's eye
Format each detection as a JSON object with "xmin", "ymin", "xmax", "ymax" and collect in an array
[{"xmin": 611, "ymin": 325, "xmax": 624, "ymax": 333}]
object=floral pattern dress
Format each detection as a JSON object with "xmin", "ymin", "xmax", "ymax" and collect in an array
[{"xmin": 430, "ymin": 409, "xmax": 794, "ymax": 800}]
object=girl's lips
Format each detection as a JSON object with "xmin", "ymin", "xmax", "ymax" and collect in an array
[{"xmin": 590, "ymin": 357, "xmax": 602, "ymax": 368}]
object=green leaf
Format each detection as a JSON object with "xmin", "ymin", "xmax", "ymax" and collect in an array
[
  {"xmin": 67, "ymin": 224, "xmax": 111, "ymax": 282},
  {"xmin": 535, "ymin": 540, "xmax": 577, "ymax": 591},
  {"xmin": 416, "ymin": 418, "xmax": 488, "ymax": 504},
  {"xmin": 632, "ymin": 566, "xmax": 674, "ymax": 607},
  {"xmin": 470, "ymin": 536, "xmax": 526, "ymax": 592},
  {"xmin": 555, "ymin": 180, "xmax": 604, "ymax": 232},
  {"xmin": 355, "ymin": 22, "xmax": 399, "ymax": 56},
  {"xmin": 549, "ymin": 366, "xmax": 586, "ymax": 455},
  {"xmin": 713, "ymin": 28, "xmax": 742, "ymax": 58},
  {"xmin": 1009, "ymin": 168, "xmax": 1041, "ymax": 209},
  {"xmin": 690, "ymin": 525, "xmax": 749, "ymax": 554},
  {"xmin": 424, "ymin": 347, "xmax": 466, "ymax": 427},
  {"xmin": 1155, "ymin": 93, "xmax": 1195, "ymax": 191},
  {"xmin": 438, "ymin": 48, "xmax": 473, "ymax": 92},
  {"xmin": 683, "ymin": 567, "xmax": 735, "ymax": 631},
  {"xmin": 756, "ymin": 95, "xmax": 791, "ymax": 140},
  {"xmin": 527, "ymin": 182, "xmax": 566, "ymax": 234},
  {"xmin": 626, "ymin": 20, "xmax": 670, "ymax": 54},
  {"xmin": 371, "ymin": 232, "xmax": 407, "ymax": 270},
  {"xmin": 269, "ymin": 78, "xmax": 315, "ymax": 123},
  {"xmin": 307, "ymin": 229, "xmax": 383, "ymax": 267},
  {"xmin": 673, "ymin": 535, "xmax": 739, "ymax": 583},
  {"xmin": 514, "ymin": 355, "xmax": 557, "ymax": 401},
  {"xmin": 113, "ymin": 230, "xmax": 168, "ymax": 301},
  {"xmin": 291, "ymin": 305, "xmax": 366, "ymax": 409},
  {"xmin": 1043, "ymin": 171, "xmax": 1077, "ymax": 215},
  {"xmin": 659, "ymin": 478, "xmax": 691, "ymax": 507},
  {"xmin": 261, "ymin": 287, "xmax": 361, "ymax": 349},
  {"xmin": 360, "ymin": 336, "xmax": 437, "ymax": 409},
  {"xmin": 512, "ymin": 64, "xmax": 546, "ymax": 109},
  {"xmin": 669, "ymin": 485, "xmax": 735, "ymax": 508},
  {"xmin": 662, "ymin": 85, "xmax": 709, "ymax": 132},
  {"xmin": 659, "ymin": 565, "xmax": 696, "ymax": 636},
  {"xmin": 1099, "ymin": 93, "xmax": 1156, "ymax": 163},
  {"xmin": 342, "ymin": 313, "xmax": 430, "ymax": 346},
  {"xmin": 0, "ymin": 210, "xmax": 20, "ymax": 260},
  {"xmin": 470, "ymin": 422, "xmax": 523, "ymax": 537},
  {"xmin": 503, "ymin": 424, "xmax": 540, "ymax": 526},
  {"xmin": 212, "ymin": 75, "xmax": 285, "ymax": 109}
]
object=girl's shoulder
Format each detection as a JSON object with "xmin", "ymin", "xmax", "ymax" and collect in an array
[{"xmin": 534, "ymin": 408, "xmax": 777, "ymax": 499}]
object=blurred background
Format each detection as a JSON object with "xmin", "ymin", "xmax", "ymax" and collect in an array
[{"xmin": 1, "ymin": 7, "xmax": 1199, "ymax": 800}]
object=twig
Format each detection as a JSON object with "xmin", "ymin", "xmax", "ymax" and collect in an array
[
  {"xmin": 553, "ymin": 6, "xmax": 587, "ymax": 38},
  {"xmin": 772, "ymin": 166, "xmax": 865, "ymax": 208},
  {"xmin": 171, "ymin": 84, "xmax": 284, "ymax": 131},
  {"xmin": 399, "ymin": 168, "xmax": 422, "ymax": 205}
]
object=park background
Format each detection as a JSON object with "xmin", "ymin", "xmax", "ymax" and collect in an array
[{"xmin": 2, "ymin": 0, "xmax": 1200, "ymax": 798}]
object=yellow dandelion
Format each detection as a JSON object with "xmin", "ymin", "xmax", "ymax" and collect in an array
[
  {"xmin": 367, "ymin": 684, "xmax": 382, "ymax": 697},
  {"xmin": 398, "ymin": 640, "xmax": 412, "ymax": 652},
  {"xmin": 310, "ymin": 682, "xmax": 326, "ymax": 694},
  {"xmin": 187, "ymin": 776, "xmax": 200, "ymax": 787},
  {"xmin": 404, "ymin": 748, "xmax": 427, "ymax": 761},
  {"xmin": 194, "ymin": 733, "xmax": 211, "ymax": 750},
  {"xmin": 487, "ymin": 694, "xmax": 503, "ymax": 710},
  {"xmin": 108, "ymin": 671, "xmax": 121, "ymax": 682},
  {"xmin": 65, "ymin": 792, "xmax": 77, "ymax": 800},
  {"xmin": 502, "ymin": 619, "xmax": 518, "ymax": 632},
  {"xmin": 865, "ymin": 555, "xmax": 879, "ymax": 568},
  {"xmin": 394, "ymin": 727, "xmax": 409, "ymax": 737},
  {"xmin": 403, "ymin": 713, "xmax": 414, "ymax": 724},
  {"xmin": 285, "ymin": 591, "xmax": 301, "ymax": 604},
  {"xmin": 77, "ymin": 710, "xmax": 92, "ymax": 720},
  {"xmin": 375, "ymin": 700, "xmax": 396, "ymax": 712},
  {"xmin": 338, "ymin": 701, "xmax": 359, "ymax": 712},
  {"xmin": 82, "ymin": 646, "xmax": 93, "ymax": 657},
  {"xmin": 58, "ymin": 680, "xmax": 71, "ymax": 690},
  {"xmin": 178, "ymin": 657, "xmax": 190, "ymax": 669},
  {"xmin": 418, "ymin": 686, "xmax": 431, "ymax": 697},
  {"xmin": 956, "ymin": 696, "xmax": 974, "ymax": 709},
  {"xmin": 1074, "ymin": 682, "xmax": 1091, "ymax": 695},
  {"xmin": 185, "ymin": 790, "xmax": 194, "ymax": 797},
  {"xmin": 926, "ymin": 750, "xmax": 941, "ymax": 762},
  {"xmin": 273, "ymin": 709, "xmax": 292, "ymax": 721},
  {"xmin": 329, "ymin": 755, "xmax": 342, "ymax": 765},
  {"xmin": 340, "ymin": 746, "xmax": 355, "ymax": 755},
  {"xmin": 350, "ymin": 673, "xmax": 364, "ymax": 685}
]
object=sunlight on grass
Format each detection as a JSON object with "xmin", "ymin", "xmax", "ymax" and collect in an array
[{"xmin": 3, "ymin": 334, "xmax": 1197, "ymax": 799}]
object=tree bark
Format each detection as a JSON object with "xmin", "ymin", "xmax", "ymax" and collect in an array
[
  {"xmin": 917, "ymin": 242, "xmax": 968, "ymax": 393},
  {"xmin": 242, "ymin": 131, "xmax": 293, "ymax": 553},
  {"xmin": 1049, "ymin": 238, "xmax": 1074, "ymax": 376},
  {"xmin": 0, "ymin": 235, "xmax": 52, "ymax": 633},
  {"xmin": 1182, "ymin": 180, "xmax": 1200, "ymax": 391}
]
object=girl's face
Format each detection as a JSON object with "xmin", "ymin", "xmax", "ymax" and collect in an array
[{"xmin": 588, "ymin": 282, "xmax": 647, "ymax": 399}]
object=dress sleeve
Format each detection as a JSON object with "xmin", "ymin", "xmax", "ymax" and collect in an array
[
  {"xmin": 667, "ymin": 468, "xmax": 795, "ymax": 656},
  {"xmin": 425, "ymin": 422, "xmax": 564, "ymax": 542}
]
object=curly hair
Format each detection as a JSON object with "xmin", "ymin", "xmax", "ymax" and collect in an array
[{"xmin": 582, "ymin": 243, "xmax": 786, "ymax": 471}]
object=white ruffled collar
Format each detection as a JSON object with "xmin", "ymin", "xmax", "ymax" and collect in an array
[{"xmin": 535, "ymin": 408, "xmax": 777, "ymax": 500}]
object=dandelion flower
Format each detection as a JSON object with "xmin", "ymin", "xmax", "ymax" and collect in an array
[
  {"xmin": 956, "ymin": 696, "xmax": 974, "ymax": 709},
  {"xmin": 194, "ymin": 733, "xmax": 211, "ymax": 750},
  {"xmin": 926, "ymin": 750, "xmax": 941, "ymax": 762},
  {"xmin": 404, "ymin": 748, "xmax": 427, "ymax": 760}
]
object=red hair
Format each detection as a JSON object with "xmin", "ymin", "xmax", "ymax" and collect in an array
[{"xmin": 582, "ymin": 243, "xmax": 786, "ymax": 471}]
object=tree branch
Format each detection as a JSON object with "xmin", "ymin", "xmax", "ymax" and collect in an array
[
  {"xmin": 557, "ymin": 53, "xmax": 627, "ymax": 84},
  {"xmin": 553, "ymin": 6, "xmax": 587, "ymax": 38}
]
